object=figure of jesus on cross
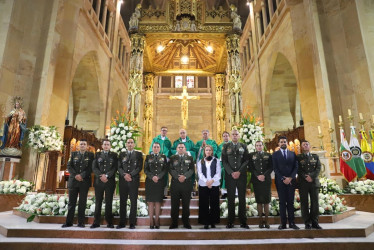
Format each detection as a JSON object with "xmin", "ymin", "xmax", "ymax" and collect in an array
[{"xmin": 169, "ymin": 86, "xmax": 200, "ymax": 129}]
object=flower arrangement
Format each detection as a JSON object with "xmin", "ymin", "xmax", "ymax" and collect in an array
[
  {"xmin": 320, "ymin": 177, "xmax": 342, "ymax": 195},
  {"xmin": 344, "ymin": 180, "xmax": 374, "ymax": 194},
  {"xmin": 237, "ymin": 111, "xmax": 264, "ymax": 152},
  {"xmin": 220, "ymin": 191, "xmax": 347, "ymax": 217},
  {"xmin": 0, "ymin": 180, "xmax": 32, "ymax": 195},
  {"xmin": 109, "ymin": 110, "xmax": 141, "ymax": 154},
  {"xmin": 17, "ymin": 193, "xmax": 148, "ymax": 218},
  {"xmin": 26, "ymin": 125, "xmax": 63, "ymax": 152}
]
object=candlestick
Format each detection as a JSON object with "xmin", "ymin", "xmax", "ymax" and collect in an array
[
  {"xmin": 317, "ymin": 134, "xmax": 324, "ymax": 150},
  {"xmin": 358, "ymin": 117, "xmax": 366, "ymax": 130},
  {"xmin": 328, "ymin": 127, "xmax": 337, "ymax": 157},
  {"xmin": 347, "ymin": 111, "xmax": 354, "ymax": 126}
]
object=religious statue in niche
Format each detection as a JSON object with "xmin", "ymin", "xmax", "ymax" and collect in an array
[
  {"xmin": 230, "ymin": 5, "xmax": 242, "ymax": 32},
  {"xmin": 0, "ymin": 96, "xmax": 27, "ymax": 157},
  {"xmin": 129, "ymin": 4, "xmax": 141, "ymax": 32},
  {"xmin": 190, "ymin": 20, "xmax": 197, "ymax": 31}
]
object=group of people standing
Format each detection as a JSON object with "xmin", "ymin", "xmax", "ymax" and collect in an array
[{"xmin": 62, "ymin": 127, "xmax": 323, "ymax": 231}]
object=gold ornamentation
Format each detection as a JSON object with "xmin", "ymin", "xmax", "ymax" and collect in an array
[
  {"xmin": 143, "ymin": 73, "xmax": 155, "ymax": 152},
  {"xmin": 215, "ymin": 74, "xmax": 226, "ymax": 144}
]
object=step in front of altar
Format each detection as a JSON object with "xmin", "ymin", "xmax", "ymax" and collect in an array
[
  {"xmin": 1, "ymin": 211, "xmax": 374, "ymax": 249},
  {"xmin": 12, "ymin": 207, "xmax": 356, "ymax": 226}
]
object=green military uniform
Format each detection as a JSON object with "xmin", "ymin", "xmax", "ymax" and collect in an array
[
  {"xmin": 222, "ymin": 142, "xmax": 249, "ymax": 225},
  {"xmin": 194, "ymin": 139, "xmax": 219, "ymax": 160},
  {"xmin": 248, "ymin": 151, "xmax": 273, "ymax": 204},
  {"xmin": 118, "ymin": 150, "xmax": 143, "ymax": 226},
  {"xmin": 144, "ymin": 153, "xmax": 168, "ymax": 202},
  {"xmin": 92, "ymin": 151, "xmax": 118, "ymax": 226},
  {"xmin": 217, "ymin": 141, "xmax": 230, "ymax": 191},
  {"xmin": 149, "ymin": 135, "xmax": 172, "ymax": 158},
  {"xmin": 169, "ymin": 154, "xmax": 195, "ymax": 227},
  {"xmin": 296, "ymin": 153, "xmax": 321, "ymax": 226},
  {"xmin": 65, "ymin": 151, "xmax": 94, "ymax": 226}
]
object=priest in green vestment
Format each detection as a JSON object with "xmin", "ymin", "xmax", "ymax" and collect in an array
[
  {"xmin": 149, "ymin": 126, "xmax": 172, "ymax": 158},
  {"xmin": 194, "ymin": 130, "xmax": 219, "ymax": 161},
  {"xmin": 171, "ymin": 129, "xmax": 196, "ymax": 160}
]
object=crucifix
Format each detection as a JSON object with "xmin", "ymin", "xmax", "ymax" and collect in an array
[{"xmin": 169, "ymin": 86, "xmax": 200, "ymax": 128}]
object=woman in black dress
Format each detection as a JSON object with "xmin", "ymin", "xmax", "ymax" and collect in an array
[
  {"xmin": 248, "ymin": 141, "xmax": 273, "ymax": 228},
  {"xmin": 197, "ymin": 145, "xmax": 221, "ymax": 229},
  {"xmin": 144, "ymin": 142, "xmax": 167, "ymax": 229}
]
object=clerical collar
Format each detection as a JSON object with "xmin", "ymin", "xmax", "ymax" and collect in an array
[
  {"xmin": 161, "ymin": 136, "xmax": 165, "ymax": 140},
  {"xmin": 181, "ymin": 138, "xmax": 186, "ymax": 142}
]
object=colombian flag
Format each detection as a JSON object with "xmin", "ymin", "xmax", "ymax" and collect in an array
[{"xmin": 361, "ymin": 130, "xmax": 374, "ymax": 180}]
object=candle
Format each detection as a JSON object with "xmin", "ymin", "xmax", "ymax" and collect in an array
[
  {"xmin": 348, "ymin": 109, "xmax": 352, "ymax": 116},
  {"xmin": 328, "ymin": 120, "xmax": 331, "ymax": 128},
  {"xmin": 339, "ymin": 115, "xmax": 342, "ymax": 122},
  {"xmin": 372, "ymin": 115, "xmax": 374, "ymax": 124},
  {"xmin": 359, "ymin": 113, "xmax": 363, "ymax": 120},
  {"xmin": 318, "ymin": 126, "xmax": 321, "ymax": 134}
]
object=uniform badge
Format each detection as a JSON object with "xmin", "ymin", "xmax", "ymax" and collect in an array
[
  {"xmin": 148, "ymin": 158, "xmax": 154, "ymax": 163},
  {"xmin": 85, "ymin": 158, "xmax": 89, "ymax": 161},
  {"xmin": 310, "ymin": 159, "xmax": 317, "ymax": 163},
  {"xmin": 252, "ymin": 155, "xmax": 257, "ymax": 160},
  {"xmin": 239, "ymin": 147, "xmax": 244, "ymax": 154},
  {"xmin": 159, "ymin": 157, "xmax": 164, "ymax": 162},
  {"xmin": 185, "ymin": 160, "xmax": 191, "ymax": 164},
  {"xmin": 300, "ymin": 160, "xmax": 305, "ymax": 164},
  {"xmin": 227, "ymin": 148, "xmax": 232, "ymax": 154},
  {"xmin": 98, "ymin": 158, "xmax": 103, "ymax": 163},
  {"xmin": 173, "ymin": 160, "xmax": 179, "ymax": 166},
  {"xmin": 263, "ymin": 155, "xmax": 269, "ymax": 159},
  {"xmin": 122, "ymin": 157, "xmax": 128, "ymax": 162}
]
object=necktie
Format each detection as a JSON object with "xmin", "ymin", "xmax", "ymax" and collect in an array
[
  {"xmin": 129, "ymin": 151, "xmax": 132, "ymax": 158},
  {"xmin": 283, "ymin": 150, "xmax": 287, "ymax": 159}
]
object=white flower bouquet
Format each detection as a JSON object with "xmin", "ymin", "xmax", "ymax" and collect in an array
[
  {"xmin": 109, "ymin": 111, "xmax": 141, "ymax": 154},
  {"xmin": 237, "ymin": 112, "xmax": 264, "ymax": 153},
  {"xmin": 26, "ymin": 125, "xmax": 63, "ymax": 152},
  {"xmin": 320, "ymin": 177, "xmax": 342, "ymax": 195},
  {"xmin": 0, "ymin": 180, "xmax": 32, "ymax": 195},
  {"xmin": 344, "ymin": 180, "xmax": 374, "ymax": 194}
]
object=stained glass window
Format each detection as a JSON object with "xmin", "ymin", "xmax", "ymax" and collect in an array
[
  {"xmin": 175, "ymin": 76, "xmax": 183, "ymax": 88},
  {"xmin": 187, "ymin": 76, "xmax": 194, "ymax": 88}
]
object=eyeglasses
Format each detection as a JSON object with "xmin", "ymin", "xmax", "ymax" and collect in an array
[{"xmin": 161, "ymin": 130, "xmax": 168, "ymax": 132}]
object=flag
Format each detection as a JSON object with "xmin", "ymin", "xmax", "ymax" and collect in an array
[
  {"xmin": 349, "ymin": 126, "xmax": 367, "ymax": 178},
  {"xmin": 339, "ymin": 128, "xmax": 357, "ymax": 182},
  {"xmin": 362, "ymin": 130, "xmax": 374, "ymax": 180}
]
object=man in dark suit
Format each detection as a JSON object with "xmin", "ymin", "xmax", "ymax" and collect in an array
[
  {"xmin": 272, "ymin": 136, "xmax": 299, "ymax": 230},
  {"xmin": 62, "ymin": 139, "xmax": 94, "ymax": 228},
  {"xmin": 117, "ymin": 138, "xmax": 143, "ymax": 229},
  {"xmin": 221, "ymin": 129, "xmax": 249, "ymax": 229},
  {"xmin": 169, "ymin": 143, "xmax": 195, "ymax": 229},
  {"xmin": 297, "ymin": 140, "xmax": 322, "ymax": 230},
  {"xmin": 91, "ymin": 139, "xmax": 118, "ymax": 229}
]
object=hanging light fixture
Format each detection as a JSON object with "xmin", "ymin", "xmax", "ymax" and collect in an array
[{"xmin": 181, "ymin": 55, "xmax": 189, "ymax": 64}]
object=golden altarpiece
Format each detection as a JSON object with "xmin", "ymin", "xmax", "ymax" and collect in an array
[{"xmin": 126, "ymin": 0, "xmax": 244, "ymax": 155}]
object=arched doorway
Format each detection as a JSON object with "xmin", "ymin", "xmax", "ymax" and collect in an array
[
  {"xmin": 264, "ymin": 53, "xmax": 301, "ymax": 136},
  {"xmin": 68, "ymin": 51, "xmax": 102, "ymax": 136}
]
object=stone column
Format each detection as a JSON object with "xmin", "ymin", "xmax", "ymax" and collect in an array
[
  {"xmin": 248, "ymin": 31, "xmax": 254, "ymax": 59},
  {"xmin": 226, "ymin": 34, "xmax": 242, "ymax": 125},
  {"xmin": 246, "ymin": 40, "xmax": 251, "ymax": 62},
  {"xmin": 101, "ymin": 0, "xmax": 108, "ymax": 29},
  {"xmin": 215, "ymin": 74, "xmax": 226, "ymax": 144},
  {"xmin": 128, "ymin": 33, "xmax": 145, "ymax": 123},
  {"xmin": 95, "ymin": 0, "xmax": 101, "ymax": 18},
  {"xmin": 255, "ymin": 12, "xmax": 262, "ymax": 41},
  {"xmin": 143, "ymin": 73, "xmax": 155, "ymax": 152},
  {"xmin": 268, "ymin": 0, "xmax": 274, "ymax": 17},
  {"xmin": 261, "ymin": 1, "xmax": 268, "ymax": 28},
  {"xmin": 107, "ymin": 11, "xmax": 113, "ymax": 39}
]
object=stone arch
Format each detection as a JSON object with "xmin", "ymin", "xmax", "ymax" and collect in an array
[
  {"xmin": 69, "ymin": 51, "xmax": 102, "ymax": 135},
  {"xmin": 263, "ymin": 52, "xmax": 301, "ymax": 136}
]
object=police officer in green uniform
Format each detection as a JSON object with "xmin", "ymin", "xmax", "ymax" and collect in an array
[
  {"xmin": 169, "ymin": 143, "xmax": 195, "ymax": 229},
  {"xmin": 91, "ymin": 139, "xmax": 118, "ymax": 229},
  {"xmin": 248, "ymin": 141, "xmax": 273, "ymax": 229},
  {"xmin": 62, "ymin": 139, "xmax": 94, "ymax": 228},
  {"xmin": 117, "ymin": 138, "xmax": 143, "ymax": 229},
  {"xmin": 216, "ymin": 131, "xmax": 230, "ymax": 199},
  {"xmin": 195, "ymin": 130, "xmax": 219, "ymax": 160},
  {"xmin": 222, "ymin": 129, "xmax": 250, "ymax": 229},
  {"xmin": 297, "ymin": 140, "xmax": 322, "ymax": 230}
]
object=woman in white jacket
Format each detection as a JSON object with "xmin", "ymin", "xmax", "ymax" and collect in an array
[{"xmin": 197, "ymin": 145, "xmax": 221, "ymax": 229}]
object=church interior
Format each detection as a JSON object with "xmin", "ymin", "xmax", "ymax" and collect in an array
[{"xmin": 1, "ymin": 0, "xmax": 374, "ymax": 248}]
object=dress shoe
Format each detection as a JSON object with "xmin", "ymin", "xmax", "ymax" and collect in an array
[
  {"xmin": 116, "ymin": 224, "xmax": 126, "ymax": 229},
  {"xmin": 278, "ymin": 224, "xmax": 287, "ymax": 230},
  {"xmin": 259, "ymin": 221, "xmax": 264, "ymax": 228},
  {"xmin": 221, "ymin": 194, "xmax": 227, "ymax": 199},
  {"xmin": 129, "ymin": 224, "xmax": 136, "ymax": 229},
  {"xmin": 210, "ymin": 224, "xmax": 216, "ymax": 228},
  {"xmin": 305, "ymin": 224, "xmax": 312, "ymax": 230},
  {"xmin": 169, "ymin": 224, "xmax": 178, "ymax": 229},
  {"xmin": 312, "ymin": 224, "xmax": 323, "ymax": 229},
  {"xmin": 77, "ymin": 223, "xmax": 85, "ymax": 228},
  {"xmin": 150, "ymin": 225, "xmax": 155, "ymax": 229},
  {"xmin": 226, "ymin": 223, "xmax": 234, "ymax": 229},
  {"xmin": 61, "ymin": 223, "xmax": 72, "ymax": 228},
  {"xmin": 289, "ymin": 224, "xmax": 300, "ymax": 230},
  {"xmin": 240, "ymin": 224, "xmax": 250, "ymax": 229},
  {"xmin": 155, "ymin": 226, "xmax": 160, "ymax": 229},
  {"xmin": 204, "ymin": 225, "xmax": 209, "ymax": 229},
  {"xmin": 107, "ymin": 224, "xmax": 114, "ymax": 228},
  {"xmin": 90, "ymin": 224, "xmax": 100, "ymax": 229},
  {"xmin": 184, "ymin": 224, "xmax": 192, "ymax": 229},
  {"xmin": 264, "ymin": 224, "xmax": 270, "ymax": 229}
]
